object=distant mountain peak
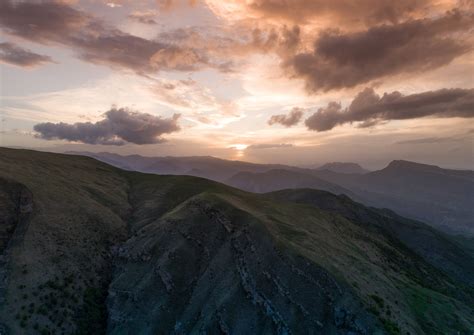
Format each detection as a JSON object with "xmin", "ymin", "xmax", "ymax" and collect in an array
[
  {"xmin": 316, "ymin": 162, "xmax": 368, "ymax": 174},
  {"xmin": 384, "ymin": 160, "xmax": 441, "ymax": 172}
]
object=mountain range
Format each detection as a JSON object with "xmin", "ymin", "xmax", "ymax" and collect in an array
[
  {"xmin": 0, "ymin": 147, "xmax": 473, "ymax": 334},
  {"xmin": 69, "ymin": 151, "xmax": 474, "ymax": 236},
  {"xmin": 65, "ymin": 151, "xmax": 292, "ymax": 182},
  {"xmin": 315, "ymin": 162, "xmax": 369, "ymax": 174}
]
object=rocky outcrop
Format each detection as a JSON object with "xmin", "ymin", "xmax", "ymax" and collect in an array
[{"xmin": 107, "ymin": 194, "xmax": 381, "ymax": 334}]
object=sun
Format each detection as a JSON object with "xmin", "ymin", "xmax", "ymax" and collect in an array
[
  {"xmin": 230, "ymin": 144, "xmax": 248, "ymax": 151},
  {"xmin": 229, "ymin": 144, "xmax": 248, "ymax": 158}
]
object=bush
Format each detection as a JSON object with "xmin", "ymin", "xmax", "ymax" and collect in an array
[
  {"xmin": 369, "ymin": 294, "xmax": 385, "ymax": 308},
  {"xmin": 381, "ymin": 318, "xmax": 401, "ymax": 335},
  {"xmin": 75, "ymin": 287, "xmax": 108, "ymax": 335}
]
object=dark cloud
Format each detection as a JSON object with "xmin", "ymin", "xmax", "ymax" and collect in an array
[
  {"xmin": 247, "ymin": 143, "xmax": 293, "ymax": 150},
  {"xmin": 0, "ymin": 42, "xmax": 53, "ymax": 67},
  {"xmin": 305, "ymin": 87, "xmax": 474, "ymax": 131},
  {"xmin": 268, "ymin": 107, "xmax": 304, "ymax": 127},
  {"xmin": 128, "ymin": 11, "xmax": 157, "ymax": 25},
  {"xmin": 0, "ymin": 1, "xmax": 88, "ymax": 42},
  {"xmin": 0, "ymin": 1, "xmax": 215, "ymax": 73},
  {"xmin": 396, "ymin": 137, "xmax": 460, "ymax": 145},
  {"xmin": 169, "ymin": 0, "xmax": 413, "ymax": 21},
  {"xmin": 396, "ymin": 130, "xmax": 474, "ymax": 144},
  {"xmin": 247, "ymin": 0, "xmax": 431, "ymax": 25},
  {"xmin": 156, "ymin": 24, "xmax": 300, "ymax": 64},
  {"xmin": 34, "ymin": 108, "xmax": 181, "ymax": 145},
  {"xmin": 285, "ymin": 10, "xmax": 474, "ymax": 92}
]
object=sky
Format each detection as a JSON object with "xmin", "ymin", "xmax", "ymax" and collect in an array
[{"xmin": 0, "ymin": 0, "xmax": 473, "ymax": 169}]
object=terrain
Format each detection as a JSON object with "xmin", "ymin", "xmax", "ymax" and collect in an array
[
  {"xmin": 65, "ymin": 151, "xmax": 294, "ymax": 182},
  {"xmin": 69, "ymin": 152, "xmax": 473, "ymax": 236},
  {"xmin": 225, "ymin": 169, "xmax": 352, "ymax": 196},
  {"xmin": 0, "ymin": 147, "xmax": 473, "ymax": 334},
  {"xmin": 315, "ymin": 163, "xmax": 369, "ymax": 174},
  {"xmin": 312, "ymin": 161, "xmax": 474, "ymax": 236}
]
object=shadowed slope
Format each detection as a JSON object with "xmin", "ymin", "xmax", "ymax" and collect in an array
[{"xmin": 108, "ymin": 190, "xmax": 378, "ymax": 334}]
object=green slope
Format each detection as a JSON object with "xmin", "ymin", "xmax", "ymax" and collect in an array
[{"xmin": 0, "ymin": 148, "xmax": 472, "ymax": 335}]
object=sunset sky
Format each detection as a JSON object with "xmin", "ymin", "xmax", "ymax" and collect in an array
[{"xmin": 0, "ymin": 0, "xmax": 473, "ymax": 169}]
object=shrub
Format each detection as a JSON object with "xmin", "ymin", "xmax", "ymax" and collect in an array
[
  {"xmin": 369, "ymin": 294, "xmax": 385, "ymax": 308},
  {"xmin": 381, "ymin": 318, "xmax": 401, "ymax": 335}
]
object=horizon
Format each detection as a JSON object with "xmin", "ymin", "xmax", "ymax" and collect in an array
[
  {"xmin": 2, "ymin": 144, "xmax": 472, "ymax": 172},
  {"xmin": 1, "ymin": 0, "xmax": 473, "ymax": 170}
]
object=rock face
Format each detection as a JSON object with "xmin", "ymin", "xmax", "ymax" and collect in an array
[
  {"xmin": 108, "ymin": 194, "xmax": 378, "ymax": 335},
  {"xmin": 0, "ymin": 148, "xmax": 473, "ymax": 335}
]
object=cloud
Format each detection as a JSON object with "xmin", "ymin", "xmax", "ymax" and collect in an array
[
  {"xmin": 247, "ymin": 143, "xmax": 293, "ymax": 149},
  {"xmin": 128, "ymin": 11, "xmax": 157, "ymax": 25},
  {"xmin": 0, "ymin": 0, "xmax": 216, "ymax": 74},
  {"xmin": 395, "ymin": 130, "xmax": 474, "ymax": 144},
  {"xmin": 1, "ymin": 0, "xmax": 470, "ymax": 91},
  {"xmin": 33, "ymin": 107, "xmax": 180, "ymax": 145},
  {"xmin": 205, "ymin": 0, "xmax": 443, "ymax": 27},
  {"xmin": 305, "ymin": 87, "xmax": 474, "ymax": 131},
  {"xmin": 148, "ymin": 77, "xmax": 239, "ymax": 121},
  {"xmin": 285, "ymin": 10, "xmax": 474, "ymax": 92},
  {"xmin": 248, "ymin": 0, "xmax": 432, "ymax": 25},
  {"xmin": 106, "ymin": 2, "xmax": 122, "ymax": 8},
  {"xmin": 268, "ymin": 107, "xmax": 304, "ymax": 127},
  {"xmin": 396, "ymin": 136, "xmax": 460, "ymax": 145},
  {"xmin": 156, "ymin": 24, "xmax": 300, "ymax": 66},
  {"xmin": 157, "ymin": 0, "xmax": 197, "ymax": 10},
  {"xmin": 0, "ymin": 42, "xmax": 53, "ymax": 67}
]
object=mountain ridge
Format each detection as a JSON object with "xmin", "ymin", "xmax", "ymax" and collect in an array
[
  {"xmin": 316, "ymin": 162, "xmax": 369, "ymax": 174},
  {"xmin": 65, "ymin": 151, "xmax": 474, "ymax": 235},
  {"xmin": 381, "ymin": 159, "xmax": 474, "ymax": 177},
  {"xmin": 225, "ymin": 169, "xmax": 354, "ymax": 196},
  {"xmin": 67, "ymin": 151, "xmax": 472, "ymax": 174}
]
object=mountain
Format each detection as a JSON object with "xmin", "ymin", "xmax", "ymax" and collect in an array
[
  {"xmin": 66, "ymin": 151, "xmax": 296, "ymax": 182},
  {"xmin": 225, "ymin": 169, "xmax": 354, "ymax": 196},
  {"xmin": 312, "ymin": 160, "xmax": 474, "ymax": 236},
  {"xmin": 69, "ymin": 152, "xmax": 473, "ymax": 235},
  {"xmin": 316, "ymin": 162, "xmax": 369, "ymax": 174},
  {"xmin": 220, "ymin": 158, "xmax": 473, "ymax": 236},
  {"xmin": 267, "ymin": 189, "xmax": 474, "ymax": 287},
  {"xmin": 0, "ymin": 148, "xmax": 473, "ymax": 334}
]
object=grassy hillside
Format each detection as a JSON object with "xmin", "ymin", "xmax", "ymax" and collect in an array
[{"xmin": 0, "ymin": 148, "xmax": 473, "ymax": 334}]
